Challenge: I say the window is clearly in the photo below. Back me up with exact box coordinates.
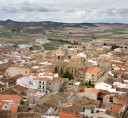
[91,110,94,113]
[110,97,113,102]
[82,107,85,112]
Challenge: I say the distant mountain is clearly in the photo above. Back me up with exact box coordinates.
[0,19,96,28]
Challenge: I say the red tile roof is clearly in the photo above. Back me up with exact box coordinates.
[85,88,100,94]
[9,103,18,113]
[33,77,47,81]
[43,73,54,77]
[123,81,128,84]
[107,103,123,114]
[0,94,21,102]
[0,100,18,113]
[87,67,101,73]
[0,100,6,110]
[60,112,82,118]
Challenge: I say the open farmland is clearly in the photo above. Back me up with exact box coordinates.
[0,20,128,49]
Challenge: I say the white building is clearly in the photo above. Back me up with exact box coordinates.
[17,72,60,94]
[95,82,112,90]
[33,77,47,93]
[36,38,50,44]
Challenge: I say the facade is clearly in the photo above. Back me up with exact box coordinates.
[33,77,47,93]
[47,78,66,93]
[86,67,104,83]
[84,88,100,100]
[80,108,114,118]
[50,61,87,82]
[6,67,30,78]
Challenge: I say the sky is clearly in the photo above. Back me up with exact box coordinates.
[0,0,128,23]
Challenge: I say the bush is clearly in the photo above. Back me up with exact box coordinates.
[62,71,73,81]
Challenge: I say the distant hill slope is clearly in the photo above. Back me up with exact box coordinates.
[0,19,96,28]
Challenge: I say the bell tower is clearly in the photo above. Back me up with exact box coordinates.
[56,47,64,61]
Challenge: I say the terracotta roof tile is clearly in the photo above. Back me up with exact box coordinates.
[43,73,54,77]
[9,103,18,113]
[85,88,100,94]
[87,67,101,73]
[123,81,128,84]
[107,103,123,114]
[0,100,6,110]
[33,77,47,81]
[60,112,82,118]
[0,94,21,102]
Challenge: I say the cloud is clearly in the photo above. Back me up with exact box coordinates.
[0,0,128,23]
[17,15,25,20]
[0,0,58,13]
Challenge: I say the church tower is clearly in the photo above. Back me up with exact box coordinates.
[56,47,64,61]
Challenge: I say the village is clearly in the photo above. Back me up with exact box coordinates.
[0,39,128,118]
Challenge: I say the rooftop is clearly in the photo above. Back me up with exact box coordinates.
[59,111,82,118]
[0,94,21,102]
[86,67,101,73]
[33,77,47,81]
[85,88,100,94]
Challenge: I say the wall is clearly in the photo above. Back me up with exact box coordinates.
[6,67,30,78]
[85,91,97,100]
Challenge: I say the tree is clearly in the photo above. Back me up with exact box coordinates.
[82,80,92,88]
[92,37,96,39]
[62,71,73,81]
[89,79,91,85]
[111,44,120,50]
[29,47,33,51]
[103,43,107,46]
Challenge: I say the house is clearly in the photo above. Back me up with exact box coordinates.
[33,77,47,93]
[106,103,124,117]
[60,111,82,118]
[0,59,9,65]
[33,92,73,114]
[16,72,65,94]
[103,94,115,105]
[17,112,41,118]
[84,88,100,100]
[6,67,30,78]
[0,84,38,104]
[0,74,23,87]
[36,38,50,44]
[80,106,114,118]
[47,78,66,93]
[0,94,22,113]
[86,67,104,83]
[95,82,112,91]
[41,73,57,80]
[103,93,127,106]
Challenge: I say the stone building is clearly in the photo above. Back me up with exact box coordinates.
[6,67,30,78]
[86,67,104,83]
[84,88,100,100]
[47,78,66,93]
[50,61,88,82]
[33,77,47,93]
